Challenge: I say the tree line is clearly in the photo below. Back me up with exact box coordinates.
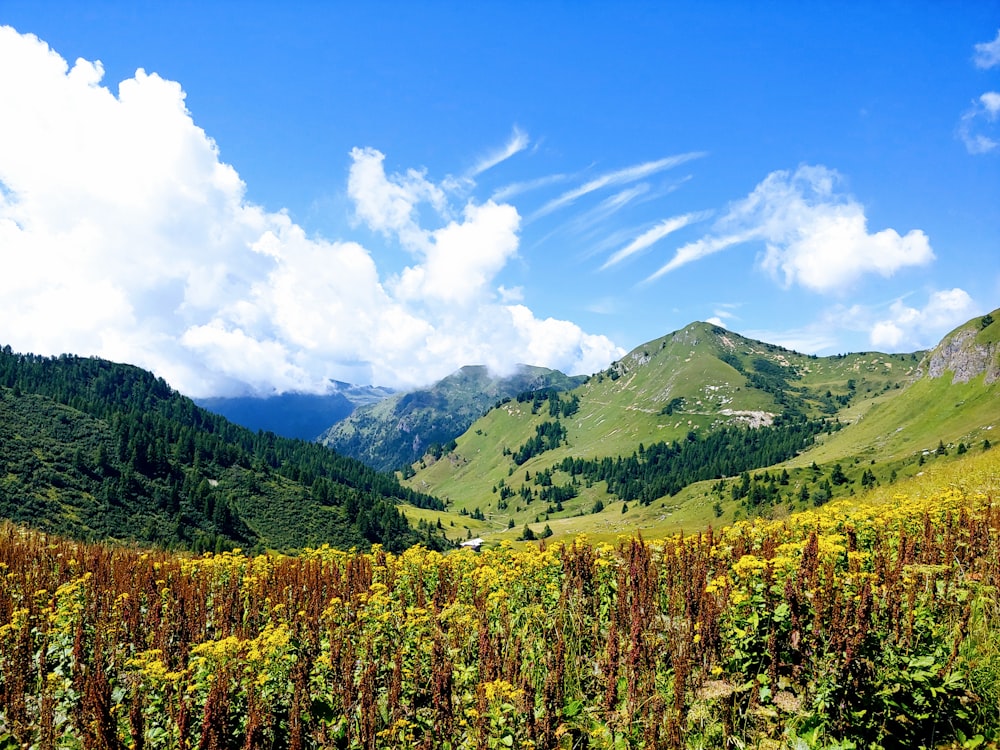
[0,347,444,553]
[558,415,832,505]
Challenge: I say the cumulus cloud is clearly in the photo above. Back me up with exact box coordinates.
[869,289,977,350]
[647,165,934,291]
[974,29,1000,69]
[392,200,521,306]
[0,27,622,396]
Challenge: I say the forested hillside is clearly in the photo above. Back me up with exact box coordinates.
[0,348,445,553]
[322,364,585,472]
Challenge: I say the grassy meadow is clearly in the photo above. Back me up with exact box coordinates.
[2,445,999,749]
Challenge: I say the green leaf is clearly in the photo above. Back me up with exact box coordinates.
[310,698,336,724]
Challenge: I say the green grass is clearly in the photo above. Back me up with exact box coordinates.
[403,312,1000,548]
[807,370,1000,464]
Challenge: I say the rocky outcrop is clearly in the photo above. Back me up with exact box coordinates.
[926,328,1000,384]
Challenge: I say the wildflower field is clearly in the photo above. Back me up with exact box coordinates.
[2,450,999,750]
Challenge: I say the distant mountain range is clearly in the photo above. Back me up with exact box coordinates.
[319,365,586,472]
[196,381,395,441]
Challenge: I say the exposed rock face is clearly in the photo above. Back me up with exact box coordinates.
[927,328,1000,384]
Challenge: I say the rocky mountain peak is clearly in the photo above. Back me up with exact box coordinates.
[926,312,999,384]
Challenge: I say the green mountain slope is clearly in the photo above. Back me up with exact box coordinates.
[0,348,444,553]
[402,319,976,543]
[804,308,1000,465]
[320,364,585,472]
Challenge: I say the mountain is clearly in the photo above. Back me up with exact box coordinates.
[320,364,587,472]
[804,308,1000,465]
[196,381,395,441]
[0,347,444,553]
[401,314,999,544]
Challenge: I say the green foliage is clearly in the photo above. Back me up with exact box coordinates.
[558,415,829,506]
[512,420,568,465]
[0,349,443,552]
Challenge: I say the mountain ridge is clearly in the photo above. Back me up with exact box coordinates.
[400,311,998,545]
[320,363,586,472]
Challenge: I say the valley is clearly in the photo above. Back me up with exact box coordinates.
[398,312,1000,546]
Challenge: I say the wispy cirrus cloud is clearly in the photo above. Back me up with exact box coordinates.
[601,211,710,270]
[958,31,1000,154]
[531,152,706,219]
[974,28,1000,69]
[567,176,693,242]
[958,91,1000,154]
[556,184,652,250]
[646,165,934,292]
[491,172,569,203]
[469,126,530,176]
[644,232,756,283]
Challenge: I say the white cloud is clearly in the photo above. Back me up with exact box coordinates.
[974,29,1000,69]
[601,211,709,269]
[392,200,521,306]
[0,26,622,396]
[742,323,839,354]
[491,173,569,203]
[346,147,447,251]
[469,126,529,176]
[497,285,523,303]
[532,152,706,218]
[570,184,652,237]
[741,292,976,359]
[648,166,934,291]
[982,92,1000,117]
[645,232,755,283]
[505,305,622,376]
[869,289,977,350]
[958,92,1000,154]
[705,317,727,328]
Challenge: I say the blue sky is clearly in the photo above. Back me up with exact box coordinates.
[1,2,998,397]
